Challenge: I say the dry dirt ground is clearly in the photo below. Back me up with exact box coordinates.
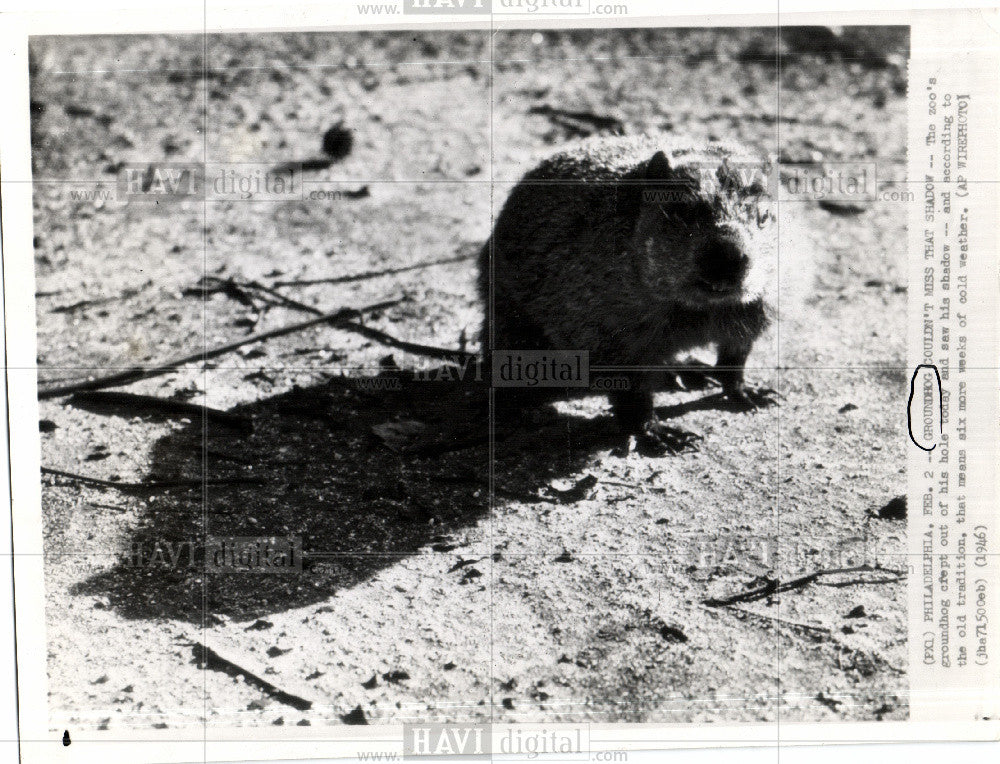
[27,27,909,731]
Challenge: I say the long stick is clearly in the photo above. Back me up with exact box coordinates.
[37,298,401,400]
[68,390,252,430]
[273,254,472,287]
[239,282,475,363]
[703,564,906,607]
[40,466,265,492]
[337,320,476,363]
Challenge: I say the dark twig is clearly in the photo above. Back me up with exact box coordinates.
[817,576,907,588]
[527,104,625,133]
[225,280,474,363]
[241,280,320,314]
[703,564,907,607]
[191,276,316,315]
[238,280,474,363]
[40,467,265,493]
[191,643,313,711]
[50,286,142,314]
[720,606,832,635]
[36,297,400,400]
[183,277,256,308]
[68,391,252,431]
[271,158,334,174]
[51,295,128,314]
[337,320,476,363]
[272,254,471,287]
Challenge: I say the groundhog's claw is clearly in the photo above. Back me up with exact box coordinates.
[721,386,781,411]
[634,421,702,456]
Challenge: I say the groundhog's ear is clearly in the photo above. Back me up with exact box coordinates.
[645,150,671,180]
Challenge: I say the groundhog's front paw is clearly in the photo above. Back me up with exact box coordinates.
[721,386,781,411]
[633,420,702,456]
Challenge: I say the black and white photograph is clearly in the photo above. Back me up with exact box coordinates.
[5,5,998,759]
[21,21,916,734]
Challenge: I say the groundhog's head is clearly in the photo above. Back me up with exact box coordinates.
[631,149,775,309]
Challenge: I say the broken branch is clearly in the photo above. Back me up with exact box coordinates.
[40,466,266,493]
[68,391,252,431]
[337,320,476,362]
[191,643,313,711]
[36,297,401,400]
[703,564,906,607]
[273,254,472,287]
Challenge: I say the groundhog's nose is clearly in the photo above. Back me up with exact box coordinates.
[698,238,749,291]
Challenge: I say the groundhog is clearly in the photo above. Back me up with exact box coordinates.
[479,134,779,455]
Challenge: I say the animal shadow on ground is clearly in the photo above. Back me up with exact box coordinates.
[72,363,730,625]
